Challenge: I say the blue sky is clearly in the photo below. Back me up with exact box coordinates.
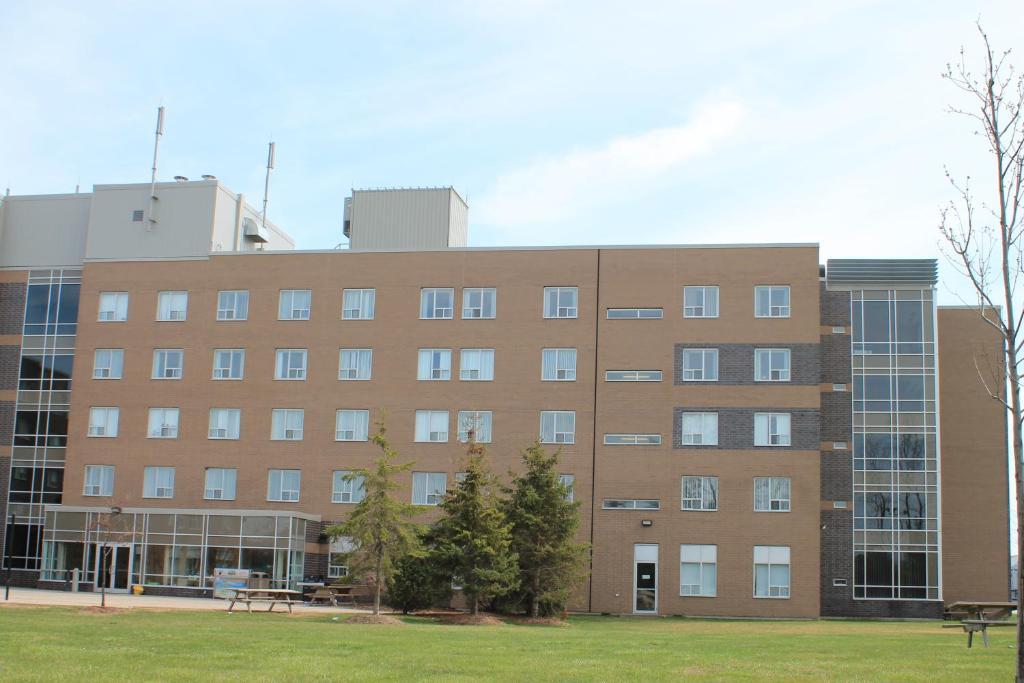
[2,0,1021,303]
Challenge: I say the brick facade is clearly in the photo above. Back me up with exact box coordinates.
[0,282,27,335]
[0,345,21,390]
[672,407,820,451]
[673,343,820,385]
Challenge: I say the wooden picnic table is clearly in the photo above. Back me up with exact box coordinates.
[945,601,1017,648]
[227,588,303,614]
[308,584,369,607]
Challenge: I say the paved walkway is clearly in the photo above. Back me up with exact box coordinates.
[0,587,372,614]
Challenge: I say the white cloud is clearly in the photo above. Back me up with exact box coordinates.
[474,99,746,228]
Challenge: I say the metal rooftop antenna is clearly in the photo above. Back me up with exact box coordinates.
[260,141,275,231]
[147,106,165,228]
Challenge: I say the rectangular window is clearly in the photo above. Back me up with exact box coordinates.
[328,555,349,579]
[335,410,370,441]
[83,465,114,497]
[457,411,493,443]
[420,288,455,319]
[415,410,449,442]
[681,349,718,381]
[204,468,237,500]
[754,413,791,446]
[143,466,175,499]
[605,370,663,382]
[754,477,792,512]
[602,499,660,510]
[459,349,495,381]
[342,288,375,320]
[339,349,372,380]
[543,287,578,318]
[680,413,719,446]
[541,348,577,381]
[462,287,496,319]
[412,472,447,505]
[98,292,129,322]
[754,349,792,382]
[88,407,119,437]
[156,291,188,321]
[683,286,719,318]
[606,308,663,319]
[681,476,718,511]
[92,349,124,379]
[755,286,791,318]
[217,290,249,321]
[274,349,308,380]
[680,545,717,597]
[271,409,304,440]
[540,411,575,444]
[559,474,575,502]
[147,407,180,439]
[212,349,245,380]
[268,469,301,502]
[603,434,662,445]
[417,349,452,380]
[208,408,241,440]
[152,349,184,379]
[754,546,791,598]
[332,471,366,503]
[278,289,311,320]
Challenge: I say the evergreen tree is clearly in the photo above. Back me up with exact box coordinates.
[503,443,588,617]
[432,438,518,615]
[325,421,421,615]
[387,528,452,614]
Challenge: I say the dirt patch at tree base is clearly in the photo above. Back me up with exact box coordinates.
[505,616,570,627]
[344,614,404,625]
[440,613,506,626]
[78,606,130,615]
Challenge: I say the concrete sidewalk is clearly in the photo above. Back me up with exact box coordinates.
[0,587,372,615]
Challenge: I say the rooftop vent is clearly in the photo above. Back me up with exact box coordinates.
[174,175,189,182]
[201,174,217,180]
[242,216,269,243]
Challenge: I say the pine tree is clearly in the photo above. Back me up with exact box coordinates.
[432,438,518,615]
[325,421,421,615]
[503,443,588,617]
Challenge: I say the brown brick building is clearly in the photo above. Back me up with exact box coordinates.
[0,182,1010,617]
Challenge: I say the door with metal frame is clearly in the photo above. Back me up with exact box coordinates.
[633,544,658,614]
[94,543,133,592]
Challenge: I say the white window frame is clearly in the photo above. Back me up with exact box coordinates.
[541,348,577,381]
[143,466,175,499]
[459,349,495,381]
[83,465,115,497]
[412,472,447,506]
[268,469,301,502]
[204,468,237,500]
[680,544,717,597]
[271,409,305,441]
[275,348,308,380]
[681,476,718,511]
[558,474,575,502]
[606,308,663,319]
[212,349,245,380]
[605,370,663,382]
[461,287,496,319]
[602,499,661,510]
[754,348,792,382]
[420,288,455,319]
[753,546,791,598]
[417,349,452,381]
[335,410,370,441]
[152,349,184,380]
[543,287,578,319]
[457,410,493,443]
[754,412,792,447]
[98,292,129,322]
[208,408,241,440]
[683,286,719,318]
[680,412,719,446]
[156,291,188,321]
[603,434,662,445]
[754,477,792,512]
[339,348,372,380]
[217,290,249,321]
[147,407,180,439]
[681,348,718,382]
[87,407,119,437]
[414,410,449,443]
[342,288,375,320]
[540,411,575,444]
[332,470,366,503]
[92,349,124,379]
[278,289,312,320]
[754,286,791,318]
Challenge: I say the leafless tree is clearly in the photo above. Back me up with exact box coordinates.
[87,508,130,608]
[938,22,1024,679]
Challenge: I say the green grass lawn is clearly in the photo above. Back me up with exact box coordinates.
[0,606,1014,682]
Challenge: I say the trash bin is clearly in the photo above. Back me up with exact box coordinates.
[132,584,144,596]
[249,572,270,590]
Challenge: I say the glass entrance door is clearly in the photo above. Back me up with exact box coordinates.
[634,544,658,613]
[94,544,132,592]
